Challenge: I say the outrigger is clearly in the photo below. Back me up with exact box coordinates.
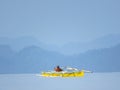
[40,66,92,77]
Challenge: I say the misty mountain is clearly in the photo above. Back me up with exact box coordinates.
[0,45,15,73]
[0,45,66,73]
[0,43,120,73]
[0,36,41,51]
[71,44,120,72]
[0,34,120,56]
[58,34,120,55]
[0,36,60,53]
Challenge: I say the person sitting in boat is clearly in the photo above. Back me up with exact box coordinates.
[54,66,63,72]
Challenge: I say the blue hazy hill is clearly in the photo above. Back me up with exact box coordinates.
[0,44,120,73]
[0,37,42,51]
[0,45,66,73]
[0,45,15,73]
[59,34,120,55]
[71,44,120,72]
[0,34,120,55]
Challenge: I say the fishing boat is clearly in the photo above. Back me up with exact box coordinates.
[41,67,92,77]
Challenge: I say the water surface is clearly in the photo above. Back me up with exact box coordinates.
[0,72,120,90]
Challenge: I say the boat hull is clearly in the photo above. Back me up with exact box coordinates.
[41,71,84,77]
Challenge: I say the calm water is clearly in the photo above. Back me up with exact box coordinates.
[0,72,120,90]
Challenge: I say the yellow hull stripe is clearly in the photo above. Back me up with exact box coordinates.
[41,71,84,77]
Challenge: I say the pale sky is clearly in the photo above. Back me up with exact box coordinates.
[0,0,120,46]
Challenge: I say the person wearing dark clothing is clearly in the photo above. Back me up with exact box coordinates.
[54,66,63,72]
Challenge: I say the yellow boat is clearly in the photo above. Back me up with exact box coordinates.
[40,67,92,77]
[41,70,84,77]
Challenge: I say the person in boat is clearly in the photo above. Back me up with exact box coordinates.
[54,66,63,72]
